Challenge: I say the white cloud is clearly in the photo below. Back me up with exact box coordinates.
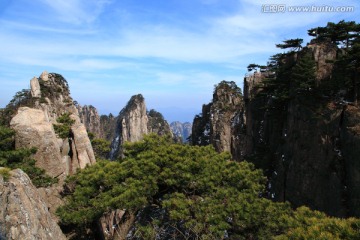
[37,0,112,24]
[1,0,359,120]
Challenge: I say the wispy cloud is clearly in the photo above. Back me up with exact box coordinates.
[1,0,359,121]
[37,0,112,24]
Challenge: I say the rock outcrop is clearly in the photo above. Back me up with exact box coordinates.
[77,104,118,141]
[0,168,66,240]
[191,42,360,217]
[9,72,96,179]
[10,107,65,178]
[30,77,41,98]
[109,94,172,159]
[147,109,171,136]
[109,94,148,159]
[7,71,96,218]
[191,81,245,159]
[77,105,102,137]
[170,121,192,142]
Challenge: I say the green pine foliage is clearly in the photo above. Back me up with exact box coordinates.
[291,51,316,92]
[0,89,35,126]
[276,38,303,51]
[275,206,360,239]
[0,125,57,187]
[56,134,360,239]
[0,167,11,181]
[88,132,111,159]
[53,113,75,139]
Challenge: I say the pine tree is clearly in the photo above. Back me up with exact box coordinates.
[0,125,57,187]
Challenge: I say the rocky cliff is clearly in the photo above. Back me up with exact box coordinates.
[77,104,102,137]
[109,94,172,159]
[191,81,246,160]
[9,71,96,179]
[240,42,360,217]
[76,104,118,142]
[170,121,192,142]
[191,41,360,217]
[0,168,66,240]
[3,71,96,224]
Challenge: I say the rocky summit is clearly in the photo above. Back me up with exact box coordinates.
[109,94,172,159]
[10,71,96,179]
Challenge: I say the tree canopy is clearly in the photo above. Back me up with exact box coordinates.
[275,38,303,51]
[56,134,360,239]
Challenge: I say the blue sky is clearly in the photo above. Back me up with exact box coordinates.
[0,0,359,122]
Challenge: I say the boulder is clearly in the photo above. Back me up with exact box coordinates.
[10,107,64,178]
[30,77,41,98]
[0,168,66,240]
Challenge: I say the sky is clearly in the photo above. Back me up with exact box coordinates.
[0,0,359,123]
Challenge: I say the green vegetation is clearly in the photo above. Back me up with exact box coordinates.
[0,89,34,126]
[250,20,360,105]
[56,134,360,239]
[88,132,110,159]
[0,125,57,187]
[53,113,75,139]
[275,207,360,239]
[275,38,303,51]
[291,50,316,92]
[0,167,11,181]
[39,73,70,100]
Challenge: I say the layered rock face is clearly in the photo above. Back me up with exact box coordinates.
[0,168,66,240]
[10,71,96,179]
[109,94,172,159]
[77,105,102,137]
[77,104,118,141]
[170,121,192,142]
[191,81,245,160]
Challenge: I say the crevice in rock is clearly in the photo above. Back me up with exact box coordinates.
[338,105,350,216]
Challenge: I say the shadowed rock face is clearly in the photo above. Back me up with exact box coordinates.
[191,42,360,217]
[191,81,245,160]
[0,168,66,240]
[239,43,360,217]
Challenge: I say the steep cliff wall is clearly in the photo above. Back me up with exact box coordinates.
[191,81,245,160]
[77,104,118,143]
[77,104,102,137]
[240,42,360,217]
[192,42,360,217]
[0,168,66,240]
[109,94,172,159]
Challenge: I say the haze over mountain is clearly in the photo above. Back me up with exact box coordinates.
[1,0,360,122]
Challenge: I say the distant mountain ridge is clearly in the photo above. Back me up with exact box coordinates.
[170,121,192,142]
